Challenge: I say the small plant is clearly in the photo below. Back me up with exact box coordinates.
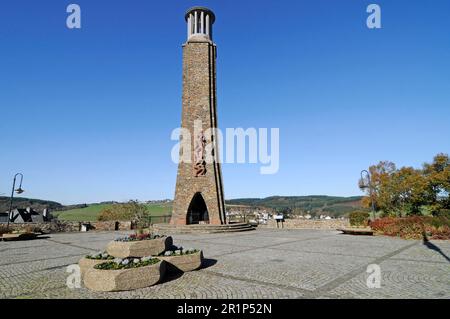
[114,233,163,242]
[160,247,199,256]
[23,225,42,234]
[86,251,114,260]
[0,225,11,236]
[349,211,370,227]
[434,209,450,219]
[94,256,160,270]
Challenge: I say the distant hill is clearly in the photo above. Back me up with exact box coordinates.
[0,196,64,213]
[226,195,365,217]
[0,195,364,219]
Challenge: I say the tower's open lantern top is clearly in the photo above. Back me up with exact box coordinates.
[185,6,215,42]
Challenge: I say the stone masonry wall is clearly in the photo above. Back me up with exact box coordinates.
[5,220,132,233]
[261,219,350,230]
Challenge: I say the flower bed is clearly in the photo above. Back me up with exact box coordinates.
[370,216,450,240]
[114,233,163,242]
[84,257,165,292]
[106,235,172,258]
[85,251,115,260]
[158,247,203,273]
[94,256,160,270]
[79,252,114,276]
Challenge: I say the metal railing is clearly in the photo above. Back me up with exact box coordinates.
[146,215,171,225]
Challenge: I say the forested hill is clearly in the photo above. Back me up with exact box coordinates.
[0,196,64,212]
[226,195,364,217]
[1,195,365,218]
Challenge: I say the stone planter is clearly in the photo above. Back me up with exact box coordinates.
[159,251,203,273]
[106,236,172,258]
[78,257,112,277]
[84,259,166,292]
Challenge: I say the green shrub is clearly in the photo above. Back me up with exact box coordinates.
[23,225,42,234]
[426,215,450,229]
[97,201,150,229]
[434,209,450,219]
[349,211,370,226]
[0,225,10,236]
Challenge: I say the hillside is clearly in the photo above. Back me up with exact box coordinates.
[1,195,364,220]
[54,203,173,222]
[0,196,64,213]
[226,195,364,217]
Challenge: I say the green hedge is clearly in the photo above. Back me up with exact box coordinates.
[435,209,450,219]
[349,211,370,226]
[370,216,450,240]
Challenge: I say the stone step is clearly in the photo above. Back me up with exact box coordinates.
[152,223,255,234]
[153,226,254,231]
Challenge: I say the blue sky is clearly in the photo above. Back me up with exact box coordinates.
[1,0,449,204]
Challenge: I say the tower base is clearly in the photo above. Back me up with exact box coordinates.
[152,223,255,235]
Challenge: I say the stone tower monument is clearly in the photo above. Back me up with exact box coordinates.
[171,7,226,225]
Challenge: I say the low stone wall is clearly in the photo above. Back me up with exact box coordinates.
[261,219,349,230]
[4,220,133,233]
[5,221,80,233]
[92,221,132,231]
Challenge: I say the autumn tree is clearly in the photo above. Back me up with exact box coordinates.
[360,161,396,213]
[423,153,450,212]
[360,153,450,217]
[389,167,430,216]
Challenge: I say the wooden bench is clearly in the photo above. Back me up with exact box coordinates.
[337,228,374,236]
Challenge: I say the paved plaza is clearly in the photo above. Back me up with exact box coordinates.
[0,229,449,299]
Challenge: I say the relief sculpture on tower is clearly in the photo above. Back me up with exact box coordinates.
[193,131,207,177]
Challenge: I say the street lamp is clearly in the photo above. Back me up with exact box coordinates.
[360,170,376,220]
[6,173,24,230]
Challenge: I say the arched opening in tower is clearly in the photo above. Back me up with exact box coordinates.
[186,192,209,225]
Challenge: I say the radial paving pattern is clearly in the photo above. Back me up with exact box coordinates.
[0,229,449,299]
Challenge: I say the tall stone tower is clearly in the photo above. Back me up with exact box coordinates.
[171,7,226,225]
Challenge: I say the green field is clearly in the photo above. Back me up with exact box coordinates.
[54,203,172,222]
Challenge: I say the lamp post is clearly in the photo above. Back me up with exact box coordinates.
[360,170,376,220]
[6,173,24,230]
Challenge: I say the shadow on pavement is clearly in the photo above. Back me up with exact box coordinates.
[422,233,450,263]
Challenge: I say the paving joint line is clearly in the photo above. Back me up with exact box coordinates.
[43,238,100,252]
[209,234,338,258]
[0,253,86,267]
[0,263,75,279]
[308,241,420,297]
[200,269,311,296]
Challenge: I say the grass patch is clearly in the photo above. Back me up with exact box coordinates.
[55,203,172,222]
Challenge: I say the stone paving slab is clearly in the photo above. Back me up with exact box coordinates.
[0,229,449,299]
[326,258,450,299]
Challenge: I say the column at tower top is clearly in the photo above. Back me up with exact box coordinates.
[185,6,215,42]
